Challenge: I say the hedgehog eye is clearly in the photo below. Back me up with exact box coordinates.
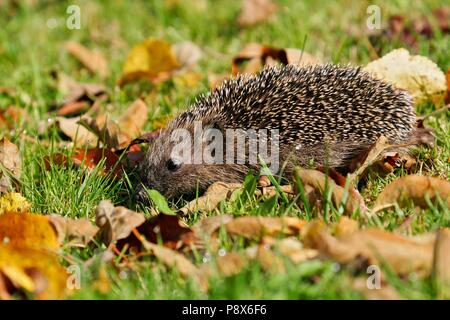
[166,158,182,172]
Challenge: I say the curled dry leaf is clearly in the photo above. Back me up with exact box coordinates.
[301,220,435,277]
[79,116,130,150]
[179,182,242,215]
[348,135,391,181]
[95,200,146,246]
[117,99,148,139]
[294,168,367,215]
[65,41,109,78]
[433,228,450,298]
[374,175,450,210]
[0,192,30,214]
[237,0,277,28]
[53,72,107,116]
[55,116,98,147]
[225,216,306,240]
[364,48,447,103]
[48,214,99,247]
[116,213,195,253]
[232,43,320,75]
[0,138,21,194]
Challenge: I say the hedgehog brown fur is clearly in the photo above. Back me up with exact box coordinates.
[135,64,416,201]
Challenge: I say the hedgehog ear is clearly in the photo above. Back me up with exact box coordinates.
[207,120,223,131]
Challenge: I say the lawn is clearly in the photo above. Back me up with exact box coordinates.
[0,0,449,299]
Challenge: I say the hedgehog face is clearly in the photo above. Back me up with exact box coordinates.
[135,123,252,202]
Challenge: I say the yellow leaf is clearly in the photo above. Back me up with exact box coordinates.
[0,244,67,299]
[0,212,59,250]
[0,192,30,214]
[119,38,179,86]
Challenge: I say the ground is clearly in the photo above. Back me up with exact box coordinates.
[0,0,449,299]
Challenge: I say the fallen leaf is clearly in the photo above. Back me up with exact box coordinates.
[364,48,447,103]
[95,200,146,246]
[0,106,28,130]
[374,175,450,210]
[0,138,21,194]
[117,99,148,139]
[66,41,109,78]
[55,116,98,147]
[273,237,318,264]
[172,41,203,73]
[294,168,367,216]
[52,72,107,116]
[301,220,435,276]
[433,228,450,299]
[192,214,234,238]
[0,212,59,250]
[0,244,67,299]
[348,135,391,181]
[225,216,306,240]
[141,240,207,290]
[116,213,195,252]
[78,115,130,150]
[0,192,30,214]
[118,38,179,86]
[72,148,124,177]
[48,215,99,247]
[237,0,277,27]
[179,182,242,215]
[232,43,320,75]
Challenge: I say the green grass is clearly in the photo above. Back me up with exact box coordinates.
[0,0,449,299]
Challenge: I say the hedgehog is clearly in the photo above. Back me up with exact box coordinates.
[135,64,416,202]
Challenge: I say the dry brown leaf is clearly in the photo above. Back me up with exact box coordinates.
[141,240,207,290]
[225,216,306,240]
[192,214,234,238]
[66,41,109,78]
[55,116,98,147]
[117,99,148,139]
[232,43,320,75]
[116,213,196,253]
[334,216,359,237]
[433,228,450,298]
[48,215,99,247]
[95,200,146,246]
[53,72,107,114]
[273,237,318,264]
[237,0,277,27]
[0,138,21,194]
[374,175,450,210]
[294,168,367,215]
[78,115,130,150]
[172,41,203,73]
[179,182,242,215]
[213,252,248,277]
[348,135,391,182]
[301,220,435,276]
